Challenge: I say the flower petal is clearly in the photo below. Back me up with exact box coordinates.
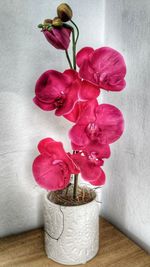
[69,100,99,147]
[71,153,106,186]
[91,47,126,91]
[79,80,100,100]
[35,70,69,102]
[78,46,126,92]
[37,138,54,154]
[37,138,80,174]
[69,124,90,147]
[63,69,79,82]
[79,60,96,85]
[101,76,126,91]
[37,138,68,160]
[55,79,79,116]
[63,101,87,123]
[66,153,80,174]
[71,142,84,151]
[84,142,111,159]
[77,99,98,124]
[88,168,106,186]
[32,155,70,190]
[76,47,94,67]
[33,97,55,111]
[91,47,126,77]
[95,104,124,144]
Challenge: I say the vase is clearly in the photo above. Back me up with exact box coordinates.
[43,190,100,265]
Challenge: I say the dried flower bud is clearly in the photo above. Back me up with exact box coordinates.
[57,3,73,22]
[44,19,53,25]
[52,17,63,27]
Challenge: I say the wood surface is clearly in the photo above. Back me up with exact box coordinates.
[0,218,150,267]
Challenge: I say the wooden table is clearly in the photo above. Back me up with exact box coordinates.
[0,218,150,267]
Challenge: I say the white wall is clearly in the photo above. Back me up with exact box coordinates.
[101,0,150,252]
[0,0,104,237]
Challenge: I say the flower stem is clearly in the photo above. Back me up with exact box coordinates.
[63,22,79,71]
[64,21,80,199]
[65,50,73,69]
[71,20,80,199]
[71,27,76,70]
[73,173,78,199]
[73,150,79,200]
[70,20,80,44]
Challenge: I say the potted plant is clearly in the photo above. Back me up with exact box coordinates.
[32,3,126,265]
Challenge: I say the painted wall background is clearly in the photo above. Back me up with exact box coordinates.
[0,0,104,237]
[101,0,150,252]
[0,0,150,253]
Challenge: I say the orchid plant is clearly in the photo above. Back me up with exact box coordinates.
[32,3,126,200]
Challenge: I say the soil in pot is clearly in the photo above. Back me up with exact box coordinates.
[49,184,96,206]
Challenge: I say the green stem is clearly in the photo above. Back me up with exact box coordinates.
[70,20,80,44]
[73,150,79,200]
[65,50,73,69]
[71,27,76,70]
[71,21,80,198]
[63,22,80,199]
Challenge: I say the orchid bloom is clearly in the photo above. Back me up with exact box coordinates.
[70,128,111,186]
[32,138,79,190]
[76,47,126,91]
[69,100,124,148]
[33,69,80,116]
[70,151,106,186]
[43,27,72,50]
[34,69,100,116]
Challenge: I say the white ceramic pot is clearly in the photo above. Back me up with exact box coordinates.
[44,191,100,265]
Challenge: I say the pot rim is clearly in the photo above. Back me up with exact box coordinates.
[44,190,97,209]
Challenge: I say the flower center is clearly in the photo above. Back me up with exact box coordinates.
[82,151,103,167]
[94,72,110,85]
[54,91,65,108]
[88,152,104,166]
[86,122,106,143]
[86,122,101,140]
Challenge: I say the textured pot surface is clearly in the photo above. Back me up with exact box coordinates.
[44,192,100,265]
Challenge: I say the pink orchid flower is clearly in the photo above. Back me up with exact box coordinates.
[70,127,111,186]
[76,46,126,91]
[33,69,80,116]
[43,27,72,50]
[69,100,124,148]
[70,151,106,186]
[32,138,79,191]
[34,69,100,116]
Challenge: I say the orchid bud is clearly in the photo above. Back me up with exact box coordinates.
[44,19,52,24]
[42,26,71,50]
[52,17,63,27]
[38,24,43,29]
[57,3,73,22]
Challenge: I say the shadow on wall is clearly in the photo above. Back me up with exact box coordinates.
[0,89,72,237]
[0,92,45,237]
[102,139,150,253]
[101,0,150,253]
